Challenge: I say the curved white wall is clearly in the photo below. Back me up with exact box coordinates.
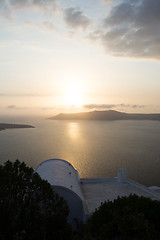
[36,159,86,227]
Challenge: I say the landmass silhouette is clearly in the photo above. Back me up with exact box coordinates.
[50,110,160,121]
[0,123,35,131]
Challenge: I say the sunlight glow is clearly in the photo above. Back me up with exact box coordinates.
[63,79,84,107]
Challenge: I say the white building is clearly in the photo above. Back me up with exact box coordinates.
[35,159,86,227]
[36,159,160,227]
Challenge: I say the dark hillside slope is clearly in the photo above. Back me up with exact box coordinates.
[50,110,160,121]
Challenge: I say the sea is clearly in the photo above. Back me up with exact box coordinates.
[0,115,160,187]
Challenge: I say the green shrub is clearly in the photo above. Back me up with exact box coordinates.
[82,194,160,240]
[0,160,72,240]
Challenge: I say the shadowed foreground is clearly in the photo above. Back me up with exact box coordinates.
[0,160,71,240]
[1,160,160,240]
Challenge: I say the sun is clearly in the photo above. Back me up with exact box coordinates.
[59,74,86,107]
[64,82,83,107]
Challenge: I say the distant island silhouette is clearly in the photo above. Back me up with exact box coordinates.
[49,110,160,121]
[0,123,35,131]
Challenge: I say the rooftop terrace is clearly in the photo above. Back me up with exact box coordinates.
[36,159,160,220]
[80,177,160,214]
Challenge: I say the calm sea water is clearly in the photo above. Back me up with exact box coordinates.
[0,116,160,187]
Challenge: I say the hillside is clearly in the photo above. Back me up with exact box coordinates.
[49,110,160,121]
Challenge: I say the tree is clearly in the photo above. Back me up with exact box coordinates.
[80,194,160,240]
[0,160,71,240]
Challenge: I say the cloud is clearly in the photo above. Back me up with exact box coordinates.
[8,0,56,8]
[83,104,115,109]
[5,104,31,111]
[119,104,144,109]
[42,20,55,31]
[87,30,101,41]
[63,7,92,30]
[102,0,116,4]
[83,104,144,110]
[7,105,16,109]
[6,105,29,110]
[41,106,55,111]
[0,0,57,18]
[0,93,55,97]
[5,105,57,113]
[1,0,159,60]
[99,0,160,59]
[0,0,12,18]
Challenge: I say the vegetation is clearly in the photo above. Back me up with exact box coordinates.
[1,160,160,240]
[0,160,71,240]
[79,194,160,240]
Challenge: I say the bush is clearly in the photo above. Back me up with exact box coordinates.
[0,160,72,240]
[81,194,160,240]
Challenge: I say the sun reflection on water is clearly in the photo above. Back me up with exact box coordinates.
[67,122,80,140]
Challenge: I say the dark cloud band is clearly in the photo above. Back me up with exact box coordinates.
[83,104,144,109]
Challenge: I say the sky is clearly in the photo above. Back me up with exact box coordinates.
[1,0,160,116]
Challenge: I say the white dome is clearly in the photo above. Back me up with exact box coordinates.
[35,159,86,227]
